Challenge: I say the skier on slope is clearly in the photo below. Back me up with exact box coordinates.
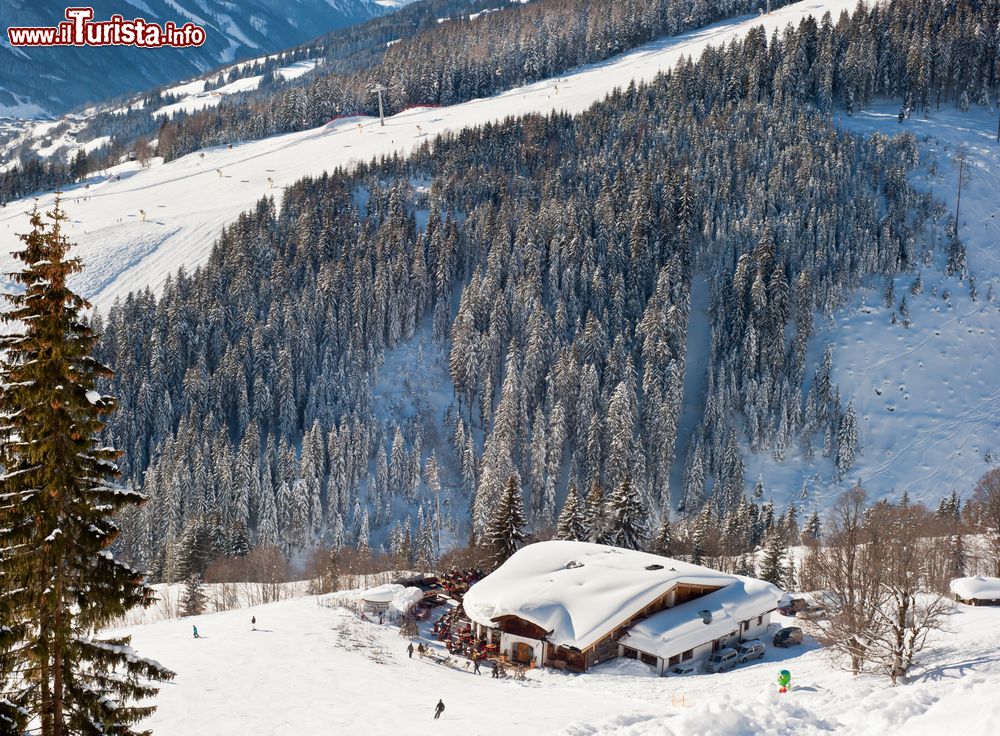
[252,616,256,630]
[192,625,200,639]
[433,700,445,719]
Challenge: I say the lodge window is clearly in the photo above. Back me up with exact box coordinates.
[757,615,763,626]
[681,649,693,662]
[668,654,680,666]
[623,647,638,660]
[640,652,657,667]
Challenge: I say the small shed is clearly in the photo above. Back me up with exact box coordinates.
[360,584,399,614]
[950,576,1000,606]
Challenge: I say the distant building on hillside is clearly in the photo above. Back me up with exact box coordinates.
[950,576,1000,606]
[461,540,782,674]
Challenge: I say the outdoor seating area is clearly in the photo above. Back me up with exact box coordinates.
[437,568,486,601]
[433,606,497,661]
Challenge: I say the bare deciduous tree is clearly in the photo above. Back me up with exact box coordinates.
[810,487,948,682]
[972,469,1000,576]
[811,486,886,674]
[864,502,950,685]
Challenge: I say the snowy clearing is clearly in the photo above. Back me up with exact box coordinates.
[743,104,1000,509]
[115,592,1000,735]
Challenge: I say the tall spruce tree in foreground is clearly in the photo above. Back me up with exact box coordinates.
[486,475,527,568]
[0,201,173,735]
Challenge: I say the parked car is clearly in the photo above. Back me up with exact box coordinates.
[704,647,739,673]
[796,605,826,621]
[669,662,698,676]
[735,639,766,663]
[773,627,803,648]
[778,598,807,616]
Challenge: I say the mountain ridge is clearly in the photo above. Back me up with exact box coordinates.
[0,0,402,116]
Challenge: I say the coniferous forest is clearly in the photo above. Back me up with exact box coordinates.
[83,0,999,581]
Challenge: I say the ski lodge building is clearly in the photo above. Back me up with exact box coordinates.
[462,540,782,674]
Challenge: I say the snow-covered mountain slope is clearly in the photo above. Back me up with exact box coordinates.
[0,0,393,116]
[0,0,861,314]
[115,592,1000,735]
[0,0,994,508]
[743,104,1000,509]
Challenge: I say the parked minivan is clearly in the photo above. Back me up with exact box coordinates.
[773,627,803,648]
[704,647,739,673]
[735,639,766,663]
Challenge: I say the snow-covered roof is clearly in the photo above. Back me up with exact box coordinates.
[360,583,423,611]
[950,576,1000,601]
[462,541,771,651]
[621,576,782,659]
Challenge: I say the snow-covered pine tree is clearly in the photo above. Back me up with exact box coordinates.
[604,474,648,551]
[485,475,527,568]
[649,515,672,557]
[555,484,587,541]
[835,402,859,479]
[0,201,174,734]
[583,480,605,543]
[358,510,372,555]
[759,528,787,587]
[181,572,208,617]
[690,510,707,567]
[802,510,822,543]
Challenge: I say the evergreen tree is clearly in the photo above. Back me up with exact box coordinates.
[604,474,648,551]
[759,528,787,587]
[583,480,606,543]
[802,510,822,543]
[555,485,587,541]
[649,515,673,557]
[835,402,859,479]
[0,201,174,734]
[485,475,527,568]
[181,572,208,617]
[690,507,710,566]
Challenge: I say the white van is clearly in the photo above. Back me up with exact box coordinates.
[704,647,739,673]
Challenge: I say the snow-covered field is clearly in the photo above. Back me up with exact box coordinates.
[744,104,1000,508]
[0,0,860,316]
[117,593,1000,735]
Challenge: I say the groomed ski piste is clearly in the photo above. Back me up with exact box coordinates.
[115,584,1000,735]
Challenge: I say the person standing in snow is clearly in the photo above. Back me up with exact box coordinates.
[433,700,445,719]
[192,625,200,639]
[407,643,414,658]
[473,657,481,675]
[251,616,256,630]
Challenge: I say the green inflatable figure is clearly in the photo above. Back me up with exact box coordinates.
[777,669,791,694]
